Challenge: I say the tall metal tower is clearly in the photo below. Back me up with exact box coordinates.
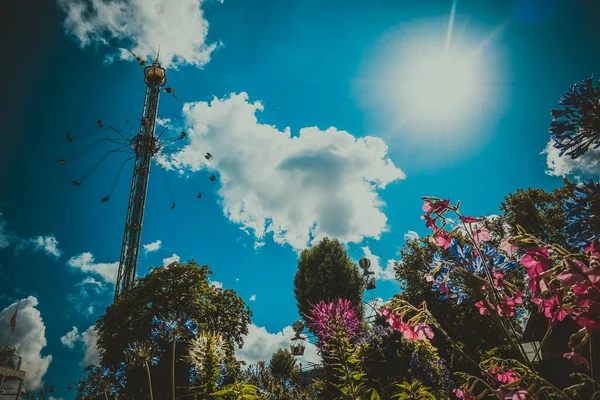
[114,59,166,301]
[59,51,218,302]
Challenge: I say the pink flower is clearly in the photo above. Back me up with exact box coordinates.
[459,216,481,223]
[422,200,433,213]
[453,389,476,400]
[430,230,452,249]
[431,199,450,214]
[472,226,491,244]
[489,368,519,383]
[402,327,419,340]
[556,271,581,288]
[542,294,567,325]
[414,323,434,339]
[520,247,550,278]
[422,214,437,229]
[424,273,435,282]
[563,351,590,368]
[475,300,490,315]
[585,242,600,259]
[512,390,534,400]
[499,238,519,257]
[576,304,600,332]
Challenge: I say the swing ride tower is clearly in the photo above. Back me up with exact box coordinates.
[114,59,166,301]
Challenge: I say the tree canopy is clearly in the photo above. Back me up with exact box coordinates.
[268,348,300,381]
[294,237,364,326]
[96,260,252,398]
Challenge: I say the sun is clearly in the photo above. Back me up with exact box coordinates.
[402,47,482,126]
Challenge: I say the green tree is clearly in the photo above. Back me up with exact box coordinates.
[96,260,252,399]
[294,237,364,326]
[268,348,300,381]
[496,178,576,249]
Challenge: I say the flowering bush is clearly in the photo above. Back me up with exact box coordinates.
[406,194,600,399]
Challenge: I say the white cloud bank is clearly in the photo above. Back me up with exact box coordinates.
[143,239,162,253]
[543,141,600,179]
[60,325,101,366]
[0,297,52,390]
[161,93,405,251]
[236,324,320,367]
[162,253,180,266]
[16,235,62,258]
[58,0,219,68]
[67,252,119,284]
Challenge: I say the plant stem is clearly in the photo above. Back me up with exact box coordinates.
[172,339,177,400]
[145,360,155,400]
[104,390,109,400]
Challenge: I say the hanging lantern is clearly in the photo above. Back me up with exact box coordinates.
[292,320,305,336]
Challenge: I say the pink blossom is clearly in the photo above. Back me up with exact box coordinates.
[584,242,600,259]
[542,294,567,325]
[459,216,481,223]
[424,273,435,282]
[307,298,361,344]
[576,304,600,332]
[499,238,519,256]
[402,327,419,340]
[556,271,581,288]
[431,199,450,214]
[511,390,534,400]
[453,389,476,400]
[489,368,519,383]
[422,214,437,229]
[520,247,550,278]
[563,351,590,368]
[414,323,434,339]
[472,226,491,244]
[475,300,490,315]
[422,200,433,213]
[430,230,452,249]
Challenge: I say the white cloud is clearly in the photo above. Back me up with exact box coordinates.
[0,297,52,390]
[49,397,65,400]
[543,141,600,179]
[60,325,101,367]
[15,235,62,259]
[58,0,219,68]
[162,253,180,266]
[76,277,106,296]
[235,278,240,282]
[236,324,320,367]
[249,294,256,301]
[209,280,223,289]
[60,326,80,348]
[161,93,405,251]
[67,252,118,284]
[360,246,396,281]
[403,230,419,241]
[143,239,162,253]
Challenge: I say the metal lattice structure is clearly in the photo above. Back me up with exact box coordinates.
[114,60,166,301]
[60,50,217,303]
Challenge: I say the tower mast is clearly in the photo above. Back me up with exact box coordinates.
[114,58,166,301]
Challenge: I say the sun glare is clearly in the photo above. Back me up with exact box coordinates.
[403,48,482,125]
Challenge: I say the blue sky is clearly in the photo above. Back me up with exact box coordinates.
[1,0,600,397]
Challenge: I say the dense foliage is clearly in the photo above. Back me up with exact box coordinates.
[95,260,252,398]
[294,237,365,327]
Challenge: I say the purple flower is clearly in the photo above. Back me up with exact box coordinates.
[306,298,361,345]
